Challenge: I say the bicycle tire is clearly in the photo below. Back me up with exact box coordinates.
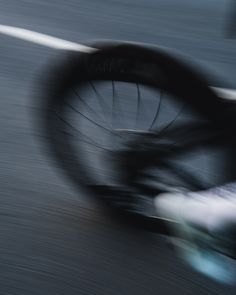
[41,41,236,230]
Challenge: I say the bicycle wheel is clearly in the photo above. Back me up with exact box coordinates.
[42,41,236,228]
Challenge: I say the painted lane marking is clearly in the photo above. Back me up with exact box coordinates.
[0,24,96,53]
[211,87,236,101]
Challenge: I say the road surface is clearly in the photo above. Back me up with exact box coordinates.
[1,1,236,294]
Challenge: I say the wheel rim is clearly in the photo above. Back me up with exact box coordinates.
[51,78,235,197]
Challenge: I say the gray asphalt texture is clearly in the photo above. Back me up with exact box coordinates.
[1,0,236,294]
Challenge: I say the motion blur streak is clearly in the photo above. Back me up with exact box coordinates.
[1,0,236,294]
[0,24,96,52]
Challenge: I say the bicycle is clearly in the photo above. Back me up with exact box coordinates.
[40,39,236,237]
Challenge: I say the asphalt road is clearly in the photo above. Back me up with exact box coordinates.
[1,0,236,294]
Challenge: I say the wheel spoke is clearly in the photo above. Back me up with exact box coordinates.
[55,111,110,151]
[67,100,127,146]
[90,81,111,122]
[148,89,163,130]
[73,89,106,124]
[157,103,186,137]
[135,83,141,128]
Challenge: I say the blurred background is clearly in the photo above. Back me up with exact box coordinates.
[1,0,236,294]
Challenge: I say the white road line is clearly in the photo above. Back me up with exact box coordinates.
[211,87,236,101]
[1,24,236,100]
[0,24,96,53]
